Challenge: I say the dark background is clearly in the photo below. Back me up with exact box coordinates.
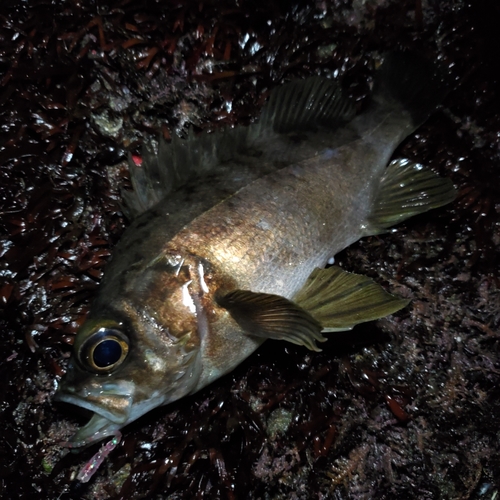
[1,0,499,498]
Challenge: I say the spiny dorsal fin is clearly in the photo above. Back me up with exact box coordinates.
[123,125,249,216]
[124,76,354,218]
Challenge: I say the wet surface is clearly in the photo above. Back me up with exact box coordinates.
[1,0,499,498]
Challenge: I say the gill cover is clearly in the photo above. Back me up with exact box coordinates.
[55,254,207,448]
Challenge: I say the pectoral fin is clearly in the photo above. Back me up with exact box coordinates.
[217,290,326,351]
[219,267,407,350]
[293,266,409,331]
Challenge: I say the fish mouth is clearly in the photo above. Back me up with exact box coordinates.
[54,385,134,448]
[66,412,122,448]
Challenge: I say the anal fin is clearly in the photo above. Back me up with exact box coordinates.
[368,158,456,233]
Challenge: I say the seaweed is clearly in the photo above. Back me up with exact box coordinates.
[1,0,499,498]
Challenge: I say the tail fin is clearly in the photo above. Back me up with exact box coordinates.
[362,53,456,234]
[373,51,447,128]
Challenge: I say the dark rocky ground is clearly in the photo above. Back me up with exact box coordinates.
[1,0,499,498]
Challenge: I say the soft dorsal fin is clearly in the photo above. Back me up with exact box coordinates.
[123,76,355,218]
[254,76,355,134]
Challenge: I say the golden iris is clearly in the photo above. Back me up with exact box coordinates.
[80,328,129,373]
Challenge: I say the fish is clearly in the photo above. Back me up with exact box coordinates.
[54,52,456,448]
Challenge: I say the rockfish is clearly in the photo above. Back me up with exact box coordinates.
[55,52,455,447]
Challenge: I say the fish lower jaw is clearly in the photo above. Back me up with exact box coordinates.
[62,412,123,449]
[55,391,172,448]
[54,393,127,448]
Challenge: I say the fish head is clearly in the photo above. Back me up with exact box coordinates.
[55,253,208,448]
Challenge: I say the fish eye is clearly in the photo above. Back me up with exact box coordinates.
[79,328,129,373]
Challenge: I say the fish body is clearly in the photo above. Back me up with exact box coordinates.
[55,52,455,447]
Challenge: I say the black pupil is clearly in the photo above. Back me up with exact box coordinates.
[93,339,122,368]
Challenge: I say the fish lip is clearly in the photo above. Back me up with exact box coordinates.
[64,411,122,449]
[54,391,130,448]
[53,391,128,425]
